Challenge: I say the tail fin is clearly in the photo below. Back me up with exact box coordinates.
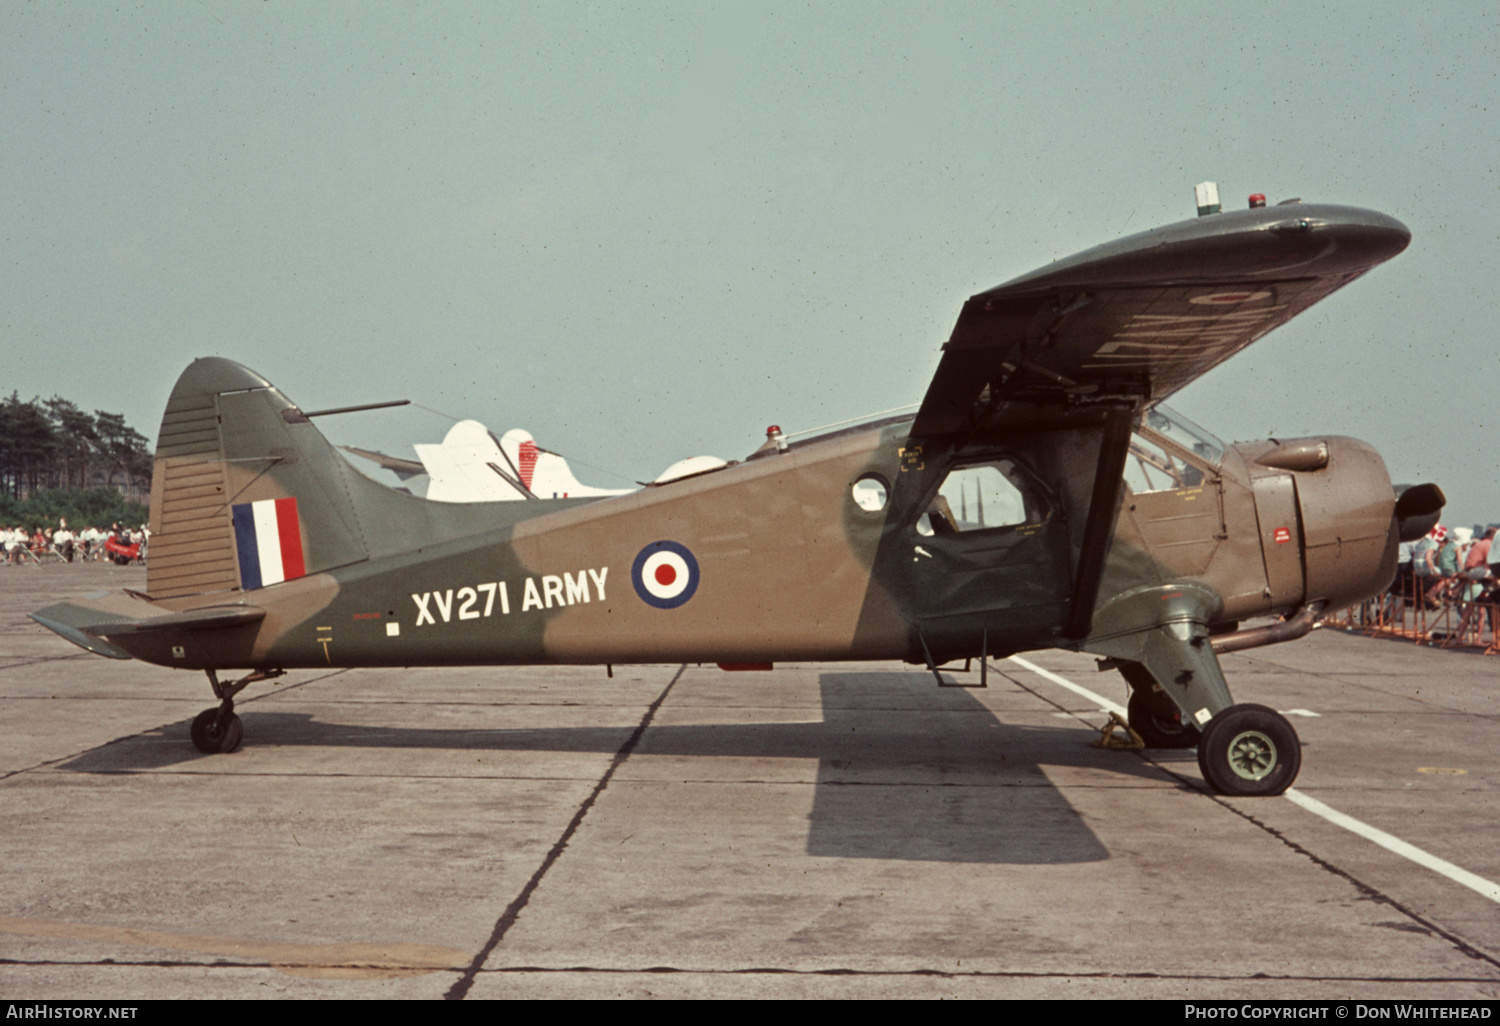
[147,359,585,600]
[147,359,368,599]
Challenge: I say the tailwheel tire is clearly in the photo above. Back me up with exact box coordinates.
[1196,703,1300,797]
[190,708,243,754]
[1126,686,1201,749]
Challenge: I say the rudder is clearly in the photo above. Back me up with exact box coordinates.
[147,358,369,599]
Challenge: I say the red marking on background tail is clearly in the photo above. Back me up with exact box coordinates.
[518,441,539,490]
[274,497,306,579]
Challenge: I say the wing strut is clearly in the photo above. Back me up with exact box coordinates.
[1063,407,1135,639]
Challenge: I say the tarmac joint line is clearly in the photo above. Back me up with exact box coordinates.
[443,664,686,1001]
[0,915,470,979]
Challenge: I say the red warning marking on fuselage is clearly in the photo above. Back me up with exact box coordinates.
[1274,527,1292,544]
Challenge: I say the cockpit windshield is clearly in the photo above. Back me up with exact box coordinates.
[1140,404,1225,467]
[1124,404,1226,495]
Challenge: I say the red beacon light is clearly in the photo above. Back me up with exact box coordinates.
[1249,194,1267,209]
[766,425,788,452]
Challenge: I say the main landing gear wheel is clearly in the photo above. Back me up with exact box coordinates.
[1120,663,1200,749]
[1196,703,1301,797]
[190,708,243,754]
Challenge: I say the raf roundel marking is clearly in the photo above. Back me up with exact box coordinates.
[632,541,700,609]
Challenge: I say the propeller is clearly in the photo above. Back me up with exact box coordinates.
[1393,483,1446,542]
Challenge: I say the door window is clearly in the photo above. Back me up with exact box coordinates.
[916,459,1048,537]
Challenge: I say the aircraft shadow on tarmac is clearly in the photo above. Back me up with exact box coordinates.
[58,672,1166,864]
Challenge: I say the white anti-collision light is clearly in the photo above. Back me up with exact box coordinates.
[1195,181,1221,216]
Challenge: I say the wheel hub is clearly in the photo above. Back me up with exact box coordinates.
[1226,729,1278,780]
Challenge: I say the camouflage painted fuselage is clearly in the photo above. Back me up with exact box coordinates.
[90,357,1397,677]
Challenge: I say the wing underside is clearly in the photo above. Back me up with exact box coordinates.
[914,204,1410,436]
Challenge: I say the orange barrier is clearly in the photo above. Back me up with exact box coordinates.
[1324,575,1500,654]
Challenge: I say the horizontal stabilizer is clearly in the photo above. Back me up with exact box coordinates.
[339,445,427,479]
[31,595,265,659]
[28,611,133,659]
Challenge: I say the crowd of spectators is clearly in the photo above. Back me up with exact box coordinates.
[2,520,148,565]
[1398,523,1500,612]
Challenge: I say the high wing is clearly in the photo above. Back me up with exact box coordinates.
[913,203,1411,436]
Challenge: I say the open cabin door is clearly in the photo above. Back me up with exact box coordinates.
[906,454,1072,660]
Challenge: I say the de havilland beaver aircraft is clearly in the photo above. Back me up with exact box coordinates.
[31,194,1444,798]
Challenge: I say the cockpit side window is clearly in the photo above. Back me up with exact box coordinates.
[916,459,1049,537]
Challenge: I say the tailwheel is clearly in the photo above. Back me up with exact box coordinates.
[1196,703,1301,797]
[190,707,243,754]
[191,668,282,754]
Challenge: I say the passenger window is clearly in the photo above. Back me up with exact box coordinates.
[915,460,1047,536]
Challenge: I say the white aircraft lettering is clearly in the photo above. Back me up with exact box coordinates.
[410,569,606,626]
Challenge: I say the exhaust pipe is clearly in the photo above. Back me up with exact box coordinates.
[1211,601,1327,656]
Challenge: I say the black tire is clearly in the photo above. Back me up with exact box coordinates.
[190,708,243,754]
[221,714,243,753]
[1196,703,1301,797]
[1126,687,1201,749]
[112,554,130,566]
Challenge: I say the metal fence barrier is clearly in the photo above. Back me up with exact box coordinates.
[1324,575,1500,655]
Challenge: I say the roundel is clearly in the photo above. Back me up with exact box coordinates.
[631,541,700,609]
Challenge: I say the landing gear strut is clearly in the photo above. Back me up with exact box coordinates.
[189,668,283,754]
[1086,585,1304,796]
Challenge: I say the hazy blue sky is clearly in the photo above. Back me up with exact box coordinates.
[3,2,1495,525]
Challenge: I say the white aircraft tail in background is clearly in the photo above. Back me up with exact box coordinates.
[347,420,632,503]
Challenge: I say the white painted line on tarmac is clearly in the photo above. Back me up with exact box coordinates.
[1282,789,1500,904]
[1005,654,1500,906]
[1007,655,1125,716]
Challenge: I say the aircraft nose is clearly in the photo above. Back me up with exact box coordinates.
[1292,436,1399,610]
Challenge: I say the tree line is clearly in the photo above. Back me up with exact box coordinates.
[0,392,153,527]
